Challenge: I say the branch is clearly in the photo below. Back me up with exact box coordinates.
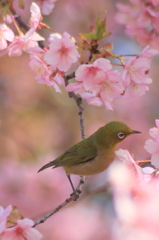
[33,176,86,227]
[33,73,87,226]
[64,74,86,140]
[9,6,87,226]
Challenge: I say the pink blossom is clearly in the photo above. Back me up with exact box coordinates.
[35,0,57,15]
[44,34,80,72]
[122,50,154,98]
[48,33,61,43]
[140,45,159,58]
[144,119,159,168]
[8,29,44,56]
[75,58,112,90]
[115,2,142,27]
[3,14,13,24]
[145,119,159,167]
[1,218,42,240]
[108,160,159,239]
[115,149,143,180]
[123,57,150,85]
[30,2,42,30]
[0,23,14,50]
[0,205,12,234]
[149,120,159,140]
[29,47,64,92]
[115,0,159,49]
[126,27,159,50]
[66,58,124,110]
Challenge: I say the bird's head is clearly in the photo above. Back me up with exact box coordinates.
[95,121,141,148]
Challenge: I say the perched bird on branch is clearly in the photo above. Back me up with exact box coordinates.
[38,121,140,195]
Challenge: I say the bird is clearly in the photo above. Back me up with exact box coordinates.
[38,121,141,196]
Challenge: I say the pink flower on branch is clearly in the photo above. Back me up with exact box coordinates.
[35,0,57,15]
[30,47,64,92]
[29,2,43,30]
[0,23,14,50]
[115,0,159,49]
[66,58,124,110]
[122,46,158,98]
[8,29,44,56]
[145,119,159,168]
[44,33,80,72]
[115,149,143,180]
[1,218,42,240]
[0,205,12,234]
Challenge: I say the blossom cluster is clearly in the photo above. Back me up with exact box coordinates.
[115,0,159,50]
[0,206,42,240]
[108,148,159,240]
[1,0,159,239]
[0,1,158,110]
[66,46,158,110]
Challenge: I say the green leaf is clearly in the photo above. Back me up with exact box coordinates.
[80,32,96,40]
[79,8,111,41]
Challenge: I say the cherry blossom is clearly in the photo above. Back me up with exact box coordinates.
[0,205,12,234]
[140,45,159,58]
[29,2,43,30]
[35,0,57,15]
[121,46,159,98]
[0,23,14,50]
[48,33,61,43]
[75,58,112,90]
[3,14,13,24]
[66,58,124,110]
[29,47,65,92]
[115,0,159,49]
[44,33,80,72]
[149,119,159,140]
[115,149,143,180]
[1,218,42,240]
[144,119,159,168]
[8,29,44,56]
[108,160,159,240]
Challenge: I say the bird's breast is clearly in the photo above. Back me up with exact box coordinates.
[64,149,116,176]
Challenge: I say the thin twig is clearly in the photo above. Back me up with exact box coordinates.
[33,176,86,227]
[33,77,86,227]
[9,6,87,226]
[33,198,73,227]
[136,159,151,165]
[64,74,86,140]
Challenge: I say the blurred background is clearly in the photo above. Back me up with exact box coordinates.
[0,0,159,239]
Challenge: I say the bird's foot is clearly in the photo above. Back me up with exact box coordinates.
[70,189,81,201]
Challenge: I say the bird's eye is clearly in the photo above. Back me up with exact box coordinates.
[117,132,125,139]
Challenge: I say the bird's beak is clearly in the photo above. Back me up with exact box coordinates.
[131,130,141,134]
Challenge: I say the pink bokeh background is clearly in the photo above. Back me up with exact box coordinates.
[1,0,159,239]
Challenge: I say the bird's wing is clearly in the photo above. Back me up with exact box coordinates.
[38,136,97,172]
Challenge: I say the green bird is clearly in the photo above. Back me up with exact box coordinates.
[38,121,140,194]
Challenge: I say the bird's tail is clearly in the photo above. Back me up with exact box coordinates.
[38,162,55,172]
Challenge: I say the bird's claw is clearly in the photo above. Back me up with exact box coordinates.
[70,190,81,201]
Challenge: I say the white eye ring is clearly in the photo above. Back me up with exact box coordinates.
[118,132,125,139]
